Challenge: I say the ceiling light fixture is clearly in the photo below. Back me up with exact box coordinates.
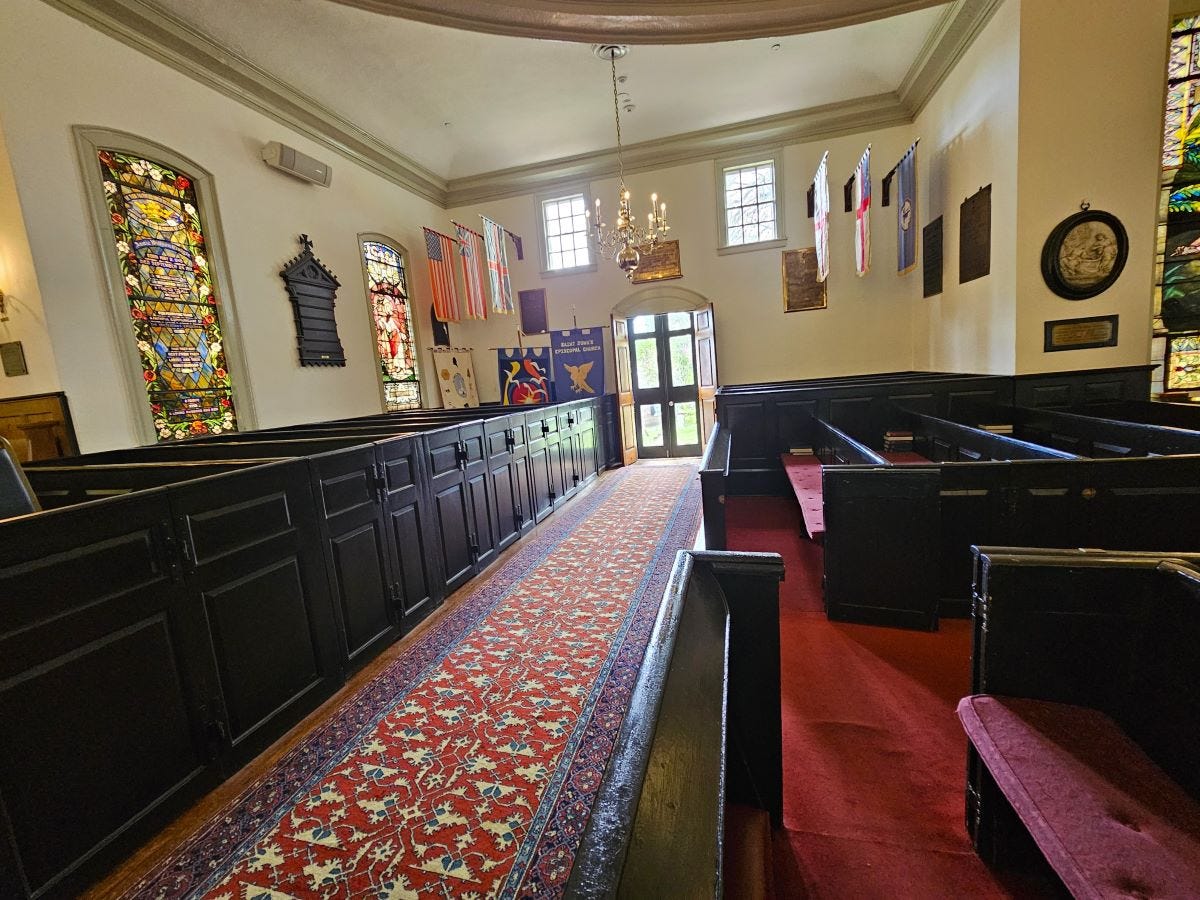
[587,44,669,279]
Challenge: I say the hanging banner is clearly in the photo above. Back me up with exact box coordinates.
[813,152,830,283]
[431,347,479,408]
[853,145,872,277]
[550,327,605,399]
[896,144,918,275]
[498,347,552,405]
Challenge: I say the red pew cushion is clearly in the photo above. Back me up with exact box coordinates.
[780,454,823,541]
[958,695,1200,899]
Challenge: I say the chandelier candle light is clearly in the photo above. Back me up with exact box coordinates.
[587,45,670,279]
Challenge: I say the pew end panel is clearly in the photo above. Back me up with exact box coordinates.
[699,423,731,551]
[823,466,942,630]
[567,550,784,898]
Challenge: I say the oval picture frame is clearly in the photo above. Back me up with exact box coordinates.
[1040,208,1128,300]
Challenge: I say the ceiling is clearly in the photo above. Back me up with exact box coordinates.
[150,0,952,181]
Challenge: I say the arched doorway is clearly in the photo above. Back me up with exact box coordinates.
[611,286,718,464]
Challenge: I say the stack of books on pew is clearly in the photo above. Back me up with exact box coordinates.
[789,445,814,456]
[978,423,1014,436]
[883,430,914,452]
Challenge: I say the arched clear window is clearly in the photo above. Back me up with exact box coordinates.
[361,237,421,410]
[94,147,239,439]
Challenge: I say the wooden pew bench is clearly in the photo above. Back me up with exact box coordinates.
[778,419,886,543]
[961,548,1200,895]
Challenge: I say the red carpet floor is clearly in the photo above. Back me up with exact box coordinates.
[726,497,1050,899]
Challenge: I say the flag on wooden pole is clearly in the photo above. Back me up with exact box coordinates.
[481,215,514,314]
[423,227,461,322]
[854,146,871,276]
[453,221,488,320]
[896,143,918,275]
[813,152,830,283]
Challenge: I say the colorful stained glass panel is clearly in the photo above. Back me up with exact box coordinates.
[1166,333,1200,390]
[363,240,421,411]
[98,150,236,440]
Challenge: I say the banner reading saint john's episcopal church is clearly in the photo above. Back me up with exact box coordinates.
[550,328,605,400]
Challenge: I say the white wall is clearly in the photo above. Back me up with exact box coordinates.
[0,0,448,451]
[0,112,61,398]
[450,125,919,403]
[1013,0,1169,374]
[911,0,1021,375]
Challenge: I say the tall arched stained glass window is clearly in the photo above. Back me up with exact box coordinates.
[362,239,421,410]
[1156,15,1200,394]
[97,149,237,439]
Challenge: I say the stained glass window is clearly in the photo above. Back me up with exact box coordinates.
[1155,17,1200,394]
[362,239,421,410]
[1166,332,1200,390]
[98,150,237,440]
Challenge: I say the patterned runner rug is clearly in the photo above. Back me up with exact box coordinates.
[129,462,699,899]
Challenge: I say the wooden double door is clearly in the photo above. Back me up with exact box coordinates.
[613,308,718,461]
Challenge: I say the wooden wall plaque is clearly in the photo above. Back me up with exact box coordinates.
[1044,314,1119,352]
[923,216,943,298]
[960,185,992,284]
[782,248,827,312]
[280,234,346,366]
[631,240,682,284]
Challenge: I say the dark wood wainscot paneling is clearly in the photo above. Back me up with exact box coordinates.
[376,436,441,627]
[525,407,557,521]
[485,417,530,553]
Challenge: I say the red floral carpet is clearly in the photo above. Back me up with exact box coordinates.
[129,463,698,899]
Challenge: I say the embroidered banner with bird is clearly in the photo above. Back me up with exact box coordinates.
[550,327,605,399]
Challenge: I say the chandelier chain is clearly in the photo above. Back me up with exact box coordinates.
[610,54,624,184]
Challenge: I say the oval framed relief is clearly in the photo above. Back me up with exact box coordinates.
[1040,208,1129,300]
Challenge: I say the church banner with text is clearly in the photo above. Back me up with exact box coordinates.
[550,328,605,399]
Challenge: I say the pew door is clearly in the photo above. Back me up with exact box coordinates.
[612,314,638,466]
[694,304,719,445]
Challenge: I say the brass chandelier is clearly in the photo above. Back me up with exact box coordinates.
[587,45,669,279]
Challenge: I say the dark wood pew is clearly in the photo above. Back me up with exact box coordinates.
[891,409,1082,463]
[0,396,606,900]
[568,550,784,897]
[718,373,1013,492]
[946,402,1200,457]
[0,460,343,900]
[781,419,887,542]
[963,547,1200,891]
[22,460,265,510]
[1066,398,1200,431]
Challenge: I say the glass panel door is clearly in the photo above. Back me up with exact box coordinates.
[627,312,702,458]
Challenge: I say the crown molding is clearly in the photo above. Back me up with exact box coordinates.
[897,0,1004,116]
[445,93,912,207]
[40,0,448,205]
[321,0,951,45]
[41,0,998,211]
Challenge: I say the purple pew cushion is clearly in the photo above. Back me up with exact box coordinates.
[958,695,1200,899]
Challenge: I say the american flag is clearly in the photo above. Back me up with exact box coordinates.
[453,222,488,320]
[423,227,461,322]
[481,215,514,314]
[854,145,871,277]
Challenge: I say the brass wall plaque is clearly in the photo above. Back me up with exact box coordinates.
[0,342,28,377]
[1043,314,1119,352]
[782,247,828,312]
[630,240,682,284]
